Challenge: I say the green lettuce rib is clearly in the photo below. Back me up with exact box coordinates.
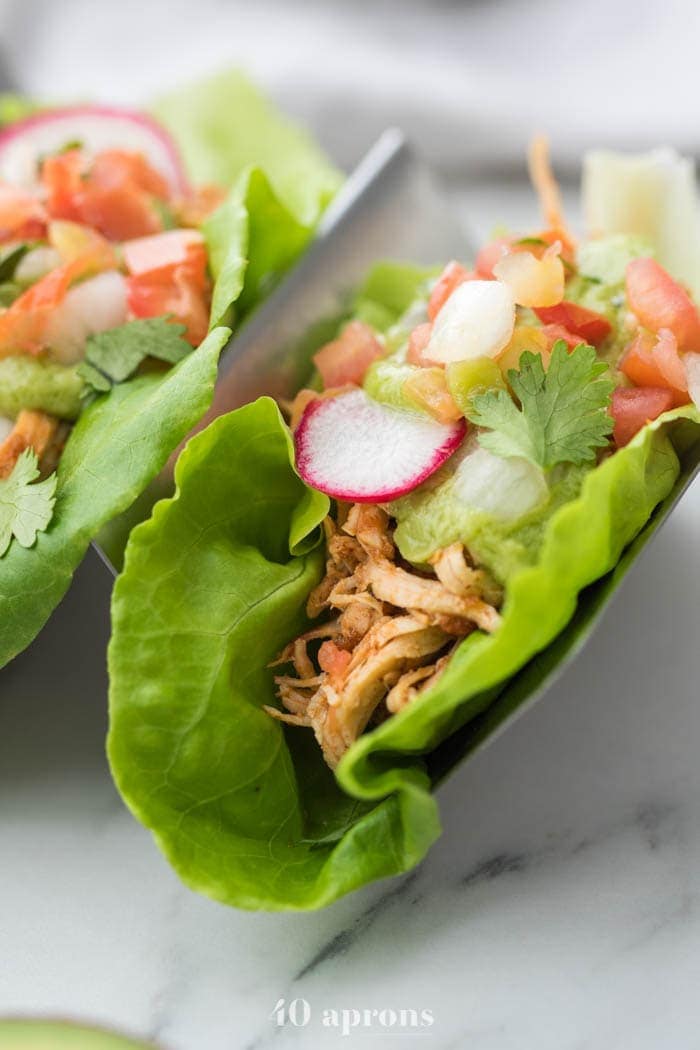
[107,388,699,910]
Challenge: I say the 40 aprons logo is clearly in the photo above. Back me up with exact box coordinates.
[271,997,434,1037]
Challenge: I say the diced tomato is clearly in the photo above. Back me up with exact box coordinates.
[539,323,582,351]
[0,257,89,354]
[533,301,612,346]
[122,229,206,280]
[611,387,675,447]
[127,263,209,346]
[93,150,170,200]
[427,262,474,321]
[42,148,166,241]
[318,640,351,684]
[406,322,434,366]
[125,226,210,346]
[312,321,384,388]
[475,238,511,279]
[74,183,162,242]
[0,184,47,243]
[619,328,689,407]
[625,258,700,352]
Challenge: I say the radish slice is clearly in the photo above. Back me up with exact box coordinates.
[295,388,466,503]
[0,106,188,195]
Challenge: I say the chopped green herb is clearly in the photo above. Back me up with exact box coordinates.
[0,450,57,556]
[467,341,615,469]
[77,316,192,396]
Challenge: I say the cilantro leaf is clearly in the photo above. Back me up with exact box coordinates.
[0,450,56,556]
[468,341,615,469]
[78,317,192,395]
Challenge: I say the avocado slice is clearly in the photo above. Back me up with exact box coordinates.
[0,1019,157,1049]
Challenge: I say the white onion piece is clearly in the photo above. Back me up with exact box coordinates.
[454,444,548,522]
[684,352,700,409]
[582,148,700,298]
[45,271,128,364]
[0,415,14,442]
[14,246,61,284]
[427,280,515,364]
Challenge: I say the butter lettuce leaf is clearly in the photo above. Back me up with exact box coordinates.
[204,167,311,330]
[155,70,342,335]
[107,382,698,908]
[152,69,342,227]
[108,398,438,911]
[0,327,229,668]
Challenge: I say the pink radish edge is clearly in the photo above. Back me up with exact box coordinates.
[0,105,190,195]
[294,389,467,504]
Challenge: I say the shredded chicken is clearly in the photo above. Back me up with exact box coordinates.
[268,502,503,768]
[0,409,62,479]
[429,542,503,607]
[357,556,501,634]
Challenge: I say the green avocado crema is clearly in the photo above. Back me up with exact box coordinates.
[0,356,84,420]
[569,233,653,366]
[390,455,589,583]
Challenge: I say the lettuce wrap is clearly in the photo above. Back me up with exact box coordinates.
[0,71,341,668]
[108,150,700,910]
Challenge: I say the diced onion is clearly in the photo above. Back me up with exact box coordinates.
[427,280,515,364]
[14,246,61,284]
[45,270,128,364]
[454,443,548,522]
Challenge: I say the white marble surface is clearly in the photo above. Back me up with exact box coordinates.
[1,473,698,1050]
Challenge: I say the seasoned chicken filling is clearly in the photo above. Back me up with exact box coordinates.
[266,505,502,768]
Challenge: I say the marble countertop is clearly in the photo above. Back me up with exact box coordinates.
[0,372,698,1050]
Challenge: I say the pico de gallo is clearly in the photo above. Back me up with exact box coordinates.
[0,105,225,484]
